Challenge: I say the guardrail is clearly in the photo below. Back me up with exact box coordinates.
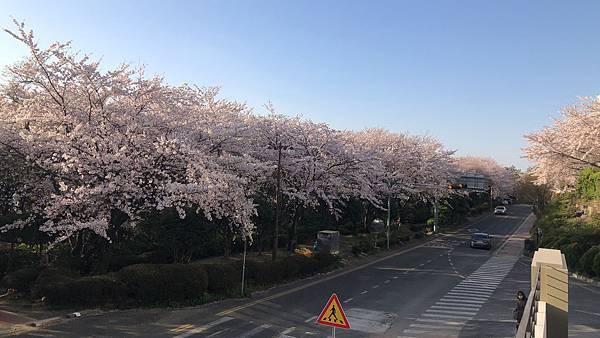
[516,266,544,338]
[516,248,568,338]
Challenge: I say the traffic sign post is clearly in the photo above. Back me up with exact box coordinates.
[316,293,350,337]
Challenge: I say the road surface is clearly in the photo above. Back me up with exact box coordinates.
[18,205,600,337]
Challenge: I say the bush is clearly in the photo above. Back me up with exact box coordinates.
[580,246,600,277]
[0,265,41,292]
[31,267,76,300]
[200,263,240,295]
[108,255,149,272]
[117,264,208,305]
[351,238,375,256]
[45,275,127,306]
[414,232,424,239]
[593,250,600,277]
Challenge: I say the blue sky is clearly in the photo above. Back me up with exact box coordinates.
[2,0,600,170]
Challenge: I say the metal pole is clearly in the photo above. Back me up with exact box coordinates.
[241,237,247,296]
[433,196,439,233]
[332,327,335,338]
[386,195,391,250]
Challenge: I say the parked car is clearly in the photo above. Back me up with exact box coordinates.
[494,206,507,215]
[470,232,491,250]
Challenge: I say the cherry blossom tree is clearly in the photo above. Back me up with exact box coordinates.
[0,21,256,246]
[454,156,515,197]
[524,96,600,189]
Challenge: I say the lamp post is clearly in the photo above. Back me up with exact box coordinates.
[241,235,247,297]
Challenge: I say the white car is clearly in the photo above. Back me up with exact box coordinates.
[494,206,507,215]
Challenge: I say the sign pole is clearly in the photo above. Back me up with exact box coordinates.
[332,327,335,338]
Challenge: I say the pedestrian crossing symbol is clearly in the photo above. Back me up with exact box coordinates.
[316,293,350,329]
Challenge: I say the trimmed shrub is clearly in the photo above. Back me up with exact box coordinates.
[0,265,41,292]
[246,260,285,286]
[580,246,600,277]
[593,250,600,277]
[31,267,76,300]
[43,275,126,306]
[200,263,240,295]
[117,264,208,305]
[108,255,148,272]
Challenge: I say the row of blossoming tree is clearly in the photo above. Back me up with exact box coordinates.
[525,96,600,191]
[0,22,515,264]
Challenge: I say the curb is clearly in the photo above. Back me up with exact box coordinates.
[570,273,600,288]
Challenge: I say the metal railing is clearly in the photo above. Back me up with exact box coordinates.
[516,266,542,338]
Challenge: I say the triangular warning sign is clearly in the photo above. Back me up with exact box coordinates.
[316,293,350,329]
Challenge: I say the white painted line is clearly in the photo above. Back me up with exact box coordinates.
[440,296,485,304]
[426,309,477,316]
[435,301,481,308]
[384,280,390,284]
[372,285,379,289]
[446,292,491,298]
[422,313,474,320]
[344,298,353,303]
[304,315,317,323]
[360,290,368,294]
[173,317,234,338]
[455,284,498,290]
[416,318,467,325]
[431,305,481,312]
[426,259,432,263]
[449,289,494,296]
[410,323,462,330]
[403,329,429,334]
[393,276,398,279]
[279,326,295,335]
[238,324,271,338]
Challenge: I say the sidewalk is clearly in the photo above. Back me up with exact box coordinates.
[495,213,536,257]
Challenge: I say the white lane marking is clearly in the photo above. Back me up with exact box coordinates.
[410,323,462,330]
[207,329,227,337]
[344,298,353,303]
[426,309,477,316]
[453,285,497,291]
[384,280,390,284]
[435,301,482,308]
[403,329,428,334]
[279,326,295,335]
[440,297,485,304]
[372,285,379,289]
[393,276,398,279]
[431,305,481,312]
[416,318,467,325]
[238,324,271,338]
[422,313,474,320]
[173,317,234,338]
[446,292,491,298]
[447,290,492,297]
[360,290,368,294]
[304,315,317,323]
[426,259,432,263]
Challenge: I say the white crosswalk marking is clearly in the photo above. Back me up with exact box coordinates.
[400,256,518,337]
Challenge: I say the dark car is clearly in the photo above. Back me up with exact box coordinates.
[470,232,491,250]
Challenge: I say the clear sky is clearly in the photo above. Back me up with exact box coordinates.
[2,0,600,170]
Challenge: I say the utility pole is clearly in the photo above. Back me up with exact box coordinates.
[386,195,391,250]
[433,195,439,233]
[241,235,247,296]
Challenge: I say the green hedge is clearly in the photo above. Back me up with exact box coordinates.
[199,263,240,295]
[117,264,208,305]
[0,266,41,292]
[579,246,600,277]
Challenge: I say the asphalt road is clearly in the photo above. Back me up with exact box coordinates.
[17,205,600,337]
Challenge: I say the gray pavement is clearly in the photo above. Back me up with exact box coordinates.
[14,205,600,337]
